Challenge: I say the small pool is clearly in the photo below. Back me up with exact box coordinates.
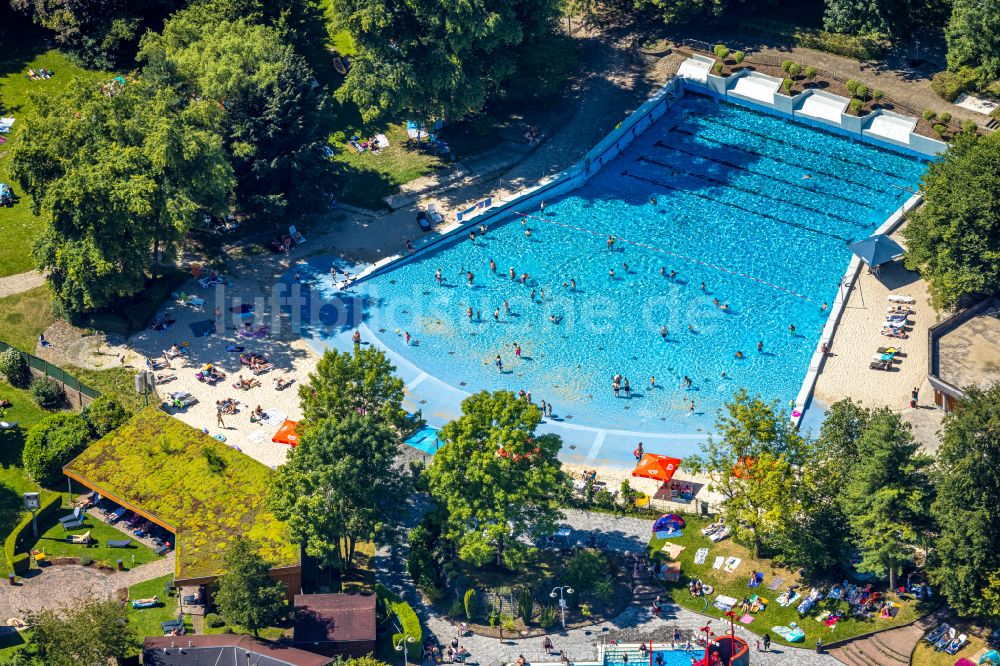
[404,425,443,455]
[606,650,702,666]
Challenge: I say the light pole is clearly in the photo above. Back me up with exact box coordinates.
[394,621,415,666]
[550,585,575,630]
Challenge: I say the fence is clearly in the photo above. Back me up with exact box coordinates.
[0,341,99,407]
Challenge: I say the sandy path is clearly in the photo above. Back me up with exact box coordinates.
[0,270,43,298]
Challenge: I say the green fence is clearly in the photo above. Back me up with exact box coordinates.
[0,341,99,401]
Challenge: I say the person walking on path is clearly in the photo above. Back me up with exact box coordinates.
[762,633,771,652]
[216,409,225,429]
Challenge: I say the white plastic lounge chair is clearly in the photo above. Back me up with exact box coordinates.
[67,531,91,544]
[887,294,915,304]
[427,203,444,224]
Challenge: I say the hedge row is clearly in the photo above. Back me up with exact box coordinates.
[4,494,61,576]
[376,583,423,651]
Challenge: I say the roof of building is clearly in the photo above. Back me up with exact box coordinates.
[294,593,377,644]
[63,408,299,580]
[143,635,332,666]
[929,297,1000,396]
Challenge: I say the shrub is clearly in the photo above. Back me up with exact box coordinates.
[206,613,226,628]
[580,603,592,617]
[795,29,886,60]
[594,488,614,508]
[79,555,93,566]
[711,61,723,76]
[463,588,477,621]
[448,598,464,618]
[29,377,64,408]
[804,66,818,81]
[376,584,423,648]
[781,59,794,73]
[787,63,802,78]
[202,446,227,474]
[732,50,745,64]
[940,112,952,124]
[488,610,498,626]
[594,577,615,604]
[83,395,131,438]
[0,348,30,388]
[713,44,729,60]
[538,605,557,629]
[855,85,868,101]
[846,79,860,96]
[848,98,863,115]
[518,587,533,625]
[923,109,937,121]
[781,78,793,95]
[872,89,884,103]
[500,614,516,632]
[930,68,978,102]
[23,414,91,486]
[962,119,978,133]
[933,124,948,137]
[565,550,608,593]
[619,480,642,506]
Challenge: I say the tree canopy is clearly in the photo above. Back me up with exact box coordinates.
[903,132,1000,308]
[298,347,407,429]
[840,409,933,588]
[21,598,134,666]
[330,0,559,122]
[22,413,92,487]
[214,536,287,636]
[427,391,566,568]
[271,412,410,571]
[10,79,233,314]
[930,384,1000,618]
[945,0,1000,79]
[138,2,336,219]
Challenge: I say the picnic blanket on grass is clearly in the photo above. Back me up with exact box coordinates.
[660,542,685,559]
[739,614,754,624]
[713,595,738,612]
[724,557,742,573]
[767,577,785,591]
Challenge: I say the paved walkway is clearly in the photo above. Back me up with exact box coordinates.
[375,507,839,666]
[0,557,173,619]
[0,270,43,299]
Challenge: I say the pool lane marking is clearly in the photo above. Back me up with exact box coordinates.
[584,430,608,463]
[406,372,430,391]
[513,209,819,304]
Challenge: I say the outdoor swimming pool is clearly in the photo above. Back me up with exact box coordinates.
[605,650,703,666]
[312,93,928,434]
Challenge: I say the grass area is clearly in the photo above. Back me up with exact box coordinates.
[63,366,142,412]
[127,575,193,645]
[0,39,109,278]
[648,514,932,647]
[30,506,160,570]
[64,408,298,579]
[202,621,290,641]
[912,633,987,665]
[0,286,55,352]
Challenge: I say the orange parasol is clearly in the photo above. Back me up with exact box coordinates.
[632,453,682,483]
[272,420,299,446]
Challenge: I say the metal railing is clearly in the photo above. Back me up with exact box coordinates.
[0,341,99,404]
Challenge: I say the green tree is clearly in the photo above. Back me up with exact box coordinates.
[946,0,1000,79]
[686,390,808,559]
[214,537,287,637]
[929,384,1000,617]
[270,412,410,571]
[22,413,91,487]
[426,391,566,568]
[840,409,932,588]
[903,132,1000,307]
[21,598,134,666]
[0,348,30,388]
[331,0,559,123]
[82,395,130,438]
[138,3,336,219]
[10,80,234,315]
[824,0,948,38]
[298,347,407,429]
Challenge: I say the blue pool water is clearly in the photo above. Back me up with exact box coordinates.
[607,650,702,666]
[321,94,928,434]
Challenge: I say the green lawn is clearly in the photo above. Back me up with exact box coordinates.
[0,286,55,351]
[203,621,290,641]
[63,366,143,412]
[0,39,109,278]
[127,575,193,645]
[648,514,933,647]
[30,506,160,570]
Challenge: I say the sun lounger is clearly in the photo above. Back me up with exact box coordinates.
[67,531,91,545]
[935,628,956,650]
[924,624,950,644]
[59,508,84,524]
[132,597,159,609]
[796,588,820,614]
[108,539,132,548]
[155,543,173,556]
[945,633,968,655]
[108,506,127,523]
[701,520,724,536]
[62,518,86,530]
[0,421,18,430]
[161,619,183,632]
[251,363,274,375]
[887,294,915,304]
[694,547,709,565]
[427,203,444,224]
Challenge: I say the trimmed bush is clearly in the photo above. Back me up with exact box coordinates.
[83,395,131,438]
[804,66,818,81]
[933,124,948,137]
[711,61,723,75]
[732,50,745,64]
[781,59,794,73]
[0,348,30,388]
[538,606,557,629]
[518,587,533,625]
[4,493,61,575]
[962,119,978,133]
[30,377,64,409]
[23,413,91,487]
[79,555,93,566]
[855,85,868,101]
[940,112,952,124]
[713,44,729,60]
[377,583,422,649]
[872,89,884,103]
[781,77,793,95]
[205,613,226,628]
[787,63,802,78]
[464,588,477,621]
[923,109,937,121]
[846,79,860,96]
[848,98,863,115]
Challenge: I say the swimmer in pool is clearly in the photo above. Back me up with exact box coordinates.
[700,282,707,291]
[660,325,668,339]
[735,351,744,359]
[757,341,763,352]
[821,302,828,311]
[650,196,657,205]
[623,262,629,272]
[467,307,473,320]
[670,270,677,279]
[489,259,496,272]
[609,268,615,279]
[435,269,442,284]
[469,231,476,242]
[509,267,516,279]
[789,324,796,334]
[467,271,474,285]
[570,278,576,290]
[660,267,666,276]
